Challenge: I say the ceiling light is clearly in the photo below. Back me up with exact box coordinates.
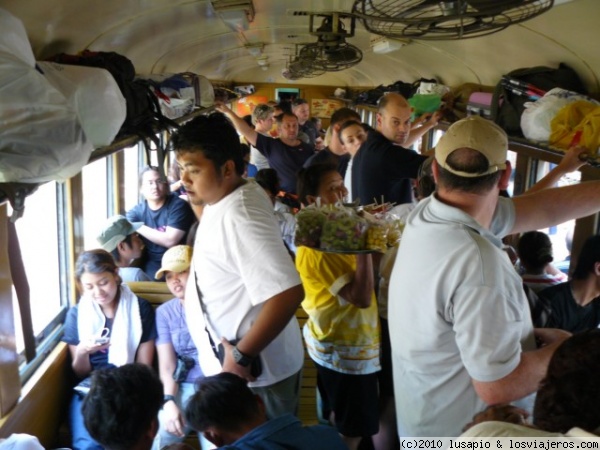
[245,43,264,57]
[370,35,410,54]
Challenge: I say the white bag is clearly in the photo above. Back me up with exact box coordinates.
[0,8,94,183]
[521,87,600,143]
[37,61,127,147]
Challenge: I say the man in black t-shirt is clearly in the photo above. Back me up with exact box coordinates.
[351,93,441,206]
[537,235,600,332]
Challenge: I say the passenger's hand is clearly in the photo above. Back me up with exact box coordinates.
[429,109,443,126]
[214,102,232,115]
[164,401,186,437]
[219,338,256,382]
[77,339,110,356]
[412,112,432,128]
[534,328,571,347]
[559,145,589,173]
[413,110,442,128]
[462,404,529,431]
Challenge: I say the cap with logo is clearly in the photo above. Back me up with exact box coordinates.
[97,215,143,252]
[435,115,508,178]
[155,245,193,279]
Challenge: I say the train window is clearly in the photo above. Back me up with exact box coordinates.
[536,161,581,268]
[82,158,109,249]
[124,144,143,211]
[8,181,67,370]
[506,151,518,196]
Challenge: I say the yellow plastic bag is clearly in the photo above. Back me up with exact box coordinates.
[550,100,600,153]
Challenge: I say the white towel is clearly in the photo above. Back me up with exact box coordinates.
[184,261,222,376]
[77,284,143,367]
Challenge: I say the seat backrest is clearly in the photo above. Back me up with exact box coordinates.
[126,281,172,308]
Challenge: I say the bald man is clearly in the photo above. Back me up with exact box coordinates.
[351,93,439,206]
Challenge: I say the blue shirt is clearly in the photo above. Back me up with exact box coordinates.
[156,298,203,382]
[62,296,157,371]
[222,414,346,450]
[255,134,315,194]
[126,193,195,279]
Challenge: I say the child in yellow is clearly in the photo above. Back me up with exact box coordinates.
[295,163,380,450]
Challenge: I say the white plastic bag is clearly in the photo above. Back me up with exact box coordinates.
[521,87,600,143]
[157,96,194,119]
[0,8,94,183]
[37,61,126,146]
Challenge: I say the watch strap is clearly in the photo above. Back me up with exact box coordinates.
[163,394,176,406]
[233,345,254,367]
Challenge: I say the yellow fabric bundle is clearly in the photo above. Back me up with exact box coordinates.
[550,100,600,153]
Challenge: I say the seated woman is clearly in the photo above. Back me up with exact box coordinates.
[152,245,208,450]
[294,163,381,450]
[62,249,156,450]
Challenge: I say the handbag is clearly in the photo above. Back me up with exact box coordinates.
[173,354,195,383]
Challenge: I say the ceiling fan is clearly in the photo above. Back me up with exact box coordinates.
[352,0,555,40]
[296,13,363,72]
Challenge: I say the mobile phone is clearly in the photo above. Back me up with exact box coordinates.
[95,337,110,345]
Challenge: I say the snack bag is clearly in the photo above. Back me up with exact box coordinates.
[320,205,368,251]
[364,212,389,252]
[294,205,327,248]
[386,216,405,247]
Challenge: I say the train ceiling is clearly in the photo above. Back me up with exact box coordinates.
[1,0,598,91]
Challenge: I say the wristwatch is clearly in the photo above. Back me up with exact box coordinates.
[232,346,254,367]
[163,394,176,406]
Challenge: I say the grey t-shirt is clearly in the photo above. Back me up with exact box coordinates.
[389,196,536,437]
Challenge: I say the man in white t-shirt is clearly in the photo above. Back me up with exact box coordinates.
[249,104,275,172]
[171,112,305,420]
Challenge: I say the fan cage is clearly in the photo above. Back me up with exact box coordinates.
[298,40,363,72]
[352,0,554,40]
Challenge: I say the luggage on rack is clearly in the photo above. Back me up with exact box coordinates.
[491,63,588,137]
[47,50,180,176]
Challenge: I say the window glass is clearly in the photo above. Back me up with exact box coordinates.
[9,182,62,354]
[124,145,141,212]
[82,158,108,250]
[536,161,581,269]
[506,150,517,197]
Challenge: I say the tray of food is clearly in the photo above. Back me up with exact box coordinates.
[294,202,404,253]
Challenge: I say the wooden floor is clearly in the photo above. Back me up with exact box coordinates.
[295,306,320,426]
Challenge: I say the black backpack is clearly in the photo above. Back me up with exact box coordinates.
[356,79,420,106]
[491,63,587,137]
[47,50,180,175]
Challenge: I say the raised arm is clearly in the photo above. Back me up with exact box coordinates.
[525,145,588,194]
[512,177,600,235]
[338,254,374,308]
[215,102,259,147]
[405,110,442,149]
